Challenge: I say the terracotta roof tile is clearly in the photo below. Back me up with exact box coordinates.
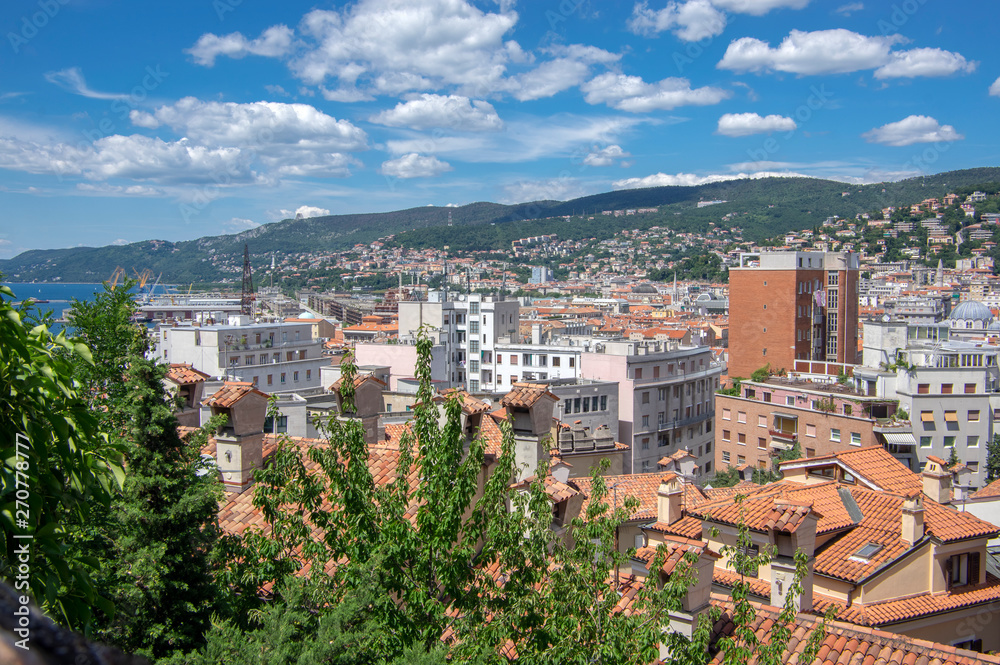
[500,382,559,409]
[202,381,269,408]
[692,481,855,535]
[781,446,922,497]
[573,472,678,522]
[971,478,1000,499]
[166,363,209,384]
[633,536,716,577]
[330,374,387,391]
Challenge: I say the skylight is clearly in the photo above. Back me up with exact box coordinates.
[851,542,883,561]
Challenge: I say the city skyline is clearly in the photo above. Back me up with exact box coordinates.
[1,0,998,258]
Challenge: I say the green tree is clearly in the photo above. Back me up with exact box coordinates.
[66,280,149,438]
[986,435,1000,483]
[97,357,223,659]
[0,282,125,630]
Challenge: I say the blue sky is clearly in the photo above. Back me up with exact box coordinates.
[1,0,998,258]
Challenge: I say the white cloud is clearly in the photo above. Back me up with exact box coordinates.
[370,94,503,131]
[289,0,518,94]
[862,115,963,147]
[582,72,729,112]
[504,44,620,101]
[834,2,863,16]
[186,25,294,66]
[716,112,796,136]
[612,170,812,189]
[379,153,452,178]
[224,217,261,232]
[43,67,128,100]
[111,238,130,246]
[710,0,810,14]
[718,29,904,75]
[129,98,367,178]
[499,177,592,204]
[873,48,976,79]
[583,144,629,167]
[280,205,331,219]
[628,0,727,42]
[991,77,1000,97]
[264,84,290,97]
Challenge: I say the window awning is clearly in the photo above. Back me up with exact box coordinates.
[882,432,917,446]
[920,411,934,422]
[771,412,799,420]
[944,411,958,422]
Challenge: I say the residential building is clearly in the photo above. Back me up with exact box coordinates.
[155,316,325,394]
[714,377,908,474]
[580,339,723,476]
[728,251,860,378]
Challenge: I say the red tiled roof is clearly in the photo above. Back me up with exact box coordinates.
[781,446,922,497]
[763,499,816,534]
[971,477,1000,499]
[692,481,857,535]
[330,374,387,391]
[202,381,269,408]
[633,536,717,577]
[166,363,209,384]
[573,472,677,522]
[500,382,559,409]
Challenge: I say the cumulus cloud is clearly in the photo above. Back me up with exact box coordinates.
[628,0,726,42]
[612,170,812,189]
[583,144,629,167]
[224,217,261,232]
[76,183,165,196]
[186,25,294,66]
[991,77,1000,97]
[370,94,503,131]
[44,67,128,100]
[379,153,452,178]
[280,205,331,219]
[582,72,729,112]
[873,48,976,79]
[129,98,367,178]
[716,112,796,136]
[264,84,290,97]
[861,115,963,147]
[505,44,620,101]
[718,29,904,75]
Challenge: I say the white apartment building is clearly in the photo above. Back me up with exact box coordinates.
[855,319,1000,489]
[155,316,326,394]
[580,340,724,475]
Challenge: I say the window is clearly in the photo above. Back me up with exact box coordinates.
[510,375,517,385]
[260,353,267,364]
[280,373,286,384]
[564,399,572,415]
[969,410,980,422]
[574,397,581,412]
[737,411,747,423]
[641,415,649,427]
[919,436,932,447]
[737,455,746,465]
[245,355,253,366]
[918,383,929,394]
[844,404,852,416]
[470,340,480,354]
[286,351,293,362]
[293,371,299,382]
[806,447,815,457]
[553,357,560,367]
[944,436,956,447]
[942,383,953,394]
[267,374,272,386]
[806,424,816,438]
[968,435,980,448]
[705,461,712,473]
[722,451,731,463]
[642,391,650,404]
[600,395,607,411]
[569,358,575,368]
[641,460,651,472]
[947,553,981,588]
[722,429,731,441]
[830,428,841,442]
[469,301,479,315]
[641,438,649,450]
[763,392,772,403]
[723,408,731,421]
[706,441,712,453]
[965,383,977,394]
[635,368,643,379]
[592,396,599,412]
[470,321,480,335]
[850,542,883,562]
[263,415,288,434]
[511,355,518,365]
[757,415,767,428]
[786,396,795,406]
[737,433,746,444]
[758,437,767,450]
[470,379,479,392]
[850,432,861,446]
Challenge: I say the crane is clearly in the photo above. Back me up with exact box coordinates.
[132,268,154,290]
[108,267,127,289]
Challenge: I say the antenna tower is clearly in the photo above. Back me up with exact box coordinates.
[241,244,255,316]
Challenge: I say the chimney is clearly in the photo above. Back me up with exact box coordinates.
[531,323,542,345]
[657,476,683,525]
[901,494,925,545]
[551,459,571,485]
[922,456,952,504]
[767,500,818,613]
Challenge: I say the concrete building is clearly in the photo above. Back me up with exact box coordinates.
[729,251,859,378]
[580,339,723,476]
[155,316,326,394]
[714,378,908,475]
[855,319,1000,489]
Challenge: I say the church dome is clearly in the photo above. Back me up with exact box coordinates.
[949,301,993,322]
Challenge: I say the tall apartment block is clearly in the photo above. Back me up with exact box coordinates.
[728,251,860,378]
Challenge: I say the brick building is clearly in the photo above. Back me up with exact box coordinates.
[728,251,859,378]
[714,377,905,473]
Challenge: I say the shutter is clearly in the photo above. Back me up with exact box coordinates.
[970,552,981,585]
[946,557,953,590]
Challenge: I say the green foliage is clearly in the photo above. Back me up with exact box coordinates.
[0,280,125,631]
[814,397,836,413]
[97,357,223,659]
[750,365,771,383]
[947,446,960,468]
[717,377,743,397]
[988,435,1000,484]
[710,466,742,488]
[66,279,150,439]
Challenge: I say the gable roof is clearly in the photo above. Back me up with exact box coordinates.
[166,363,209,384]
[500,382,559,409]
[779,446,922,497]
[202,381,269,408]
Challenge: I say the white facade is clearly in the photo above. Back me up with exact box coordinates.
[156,318,325,394]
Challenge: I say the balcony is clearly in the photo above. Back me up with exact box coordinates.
[769,429,797,443]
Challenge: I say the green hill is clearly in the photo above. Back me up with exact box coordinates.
[3,167,999,283]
